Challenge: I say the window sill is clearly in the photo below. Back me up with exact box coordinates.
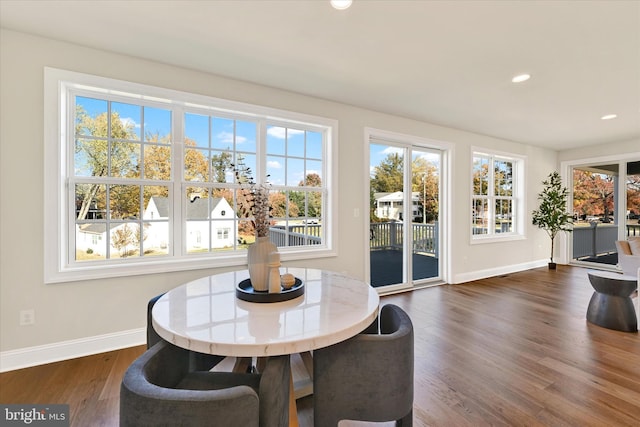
[470,234,526,245]
[45,248,337,284]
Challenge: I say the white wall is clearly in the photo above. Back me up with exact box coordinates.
[1,29,567,367]
[558,138,640,163]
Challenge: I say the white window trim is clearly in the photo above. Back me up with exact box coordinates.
[44,67,338,283]
[470,147,526,244]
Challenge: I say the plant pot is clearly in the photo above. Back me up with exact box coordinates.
[247,236,277,291]
[548,262,557,270]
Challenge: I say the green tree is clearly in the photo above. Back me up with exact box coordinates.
[290,173,323,218]
[211,151,233,183]
[370,153,403,193]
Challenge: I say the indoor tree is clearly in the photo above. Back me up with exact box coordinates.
[532,171,573,269]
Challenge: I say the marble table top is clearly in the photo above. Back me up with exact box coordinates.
[152,268,380,357]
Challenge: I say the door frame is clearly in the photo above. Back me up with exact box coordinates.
[364,127,453,292]
[560,152,640,266]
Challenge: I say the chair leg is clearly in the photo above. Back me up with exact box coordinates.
[397,409,413,427]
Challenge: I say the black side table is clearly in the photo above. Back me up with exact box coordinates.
[586,270,638,332]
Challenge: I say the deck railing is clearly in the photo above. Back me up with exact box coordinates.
[269,224,322,247]
[573,222,640,259]
[370,221,438,257]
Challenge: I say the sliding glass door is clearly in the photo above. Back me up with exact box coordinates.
[368,139,442,290]
[570,159,640,268]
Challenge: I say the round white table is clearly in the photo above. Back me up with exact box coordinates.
[152,267,380,357]
[151,268,380,427]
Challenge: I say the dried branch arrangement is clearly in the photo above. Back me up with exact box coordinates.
[232,161,272,237]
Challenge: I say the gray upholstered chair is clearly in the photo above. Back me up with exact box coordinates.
[313,304,414,427]
[147,293,225,371]
[120,340,290,427]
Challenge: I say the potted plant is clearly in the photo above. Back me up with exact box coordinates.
[532,171,573,269]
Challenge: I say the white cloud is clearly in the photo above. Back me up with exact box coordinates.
[216,131,248,144]
[121,117,140,129]
[267,160,282,169]
[417,152,440,163]
[382,146,403,155]
[267,127,304,139]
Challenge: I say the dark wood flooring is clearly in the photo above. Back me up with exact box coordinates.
[1,265,639,426]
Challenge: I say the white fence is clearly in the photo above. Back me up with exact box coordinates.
[370,221,438,257]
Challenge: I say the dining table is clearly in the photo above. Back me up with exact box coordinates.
[151,267,380,427]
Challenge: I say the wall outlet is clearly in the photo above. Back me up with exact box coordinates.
[19,309,35,326]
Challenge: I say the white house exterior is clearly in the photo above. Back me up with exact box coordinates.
[144,196,237,251]
[76,223,124,255]
[375,192,421,221]
[75,196,237,257]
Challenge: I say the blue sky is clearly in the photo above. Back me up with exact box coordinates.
[369,143,440,178]
[76,96,323,186]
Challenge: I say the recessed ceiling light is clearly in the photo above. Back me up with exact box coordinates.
[331,0,352,10]
[601,114,617,120]
[511,74,531,83]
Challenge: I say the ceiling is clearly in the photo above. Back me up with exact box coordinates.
[1,0,639,150]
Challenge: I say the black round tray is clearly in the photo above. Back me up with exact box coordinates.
[236,277,304,303]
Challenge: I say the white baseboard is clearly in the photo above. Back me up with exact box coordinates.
[0,328,145,372]
[452,259,548,284]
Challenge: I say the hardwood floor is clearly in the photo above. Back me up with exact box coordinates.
[1,265,639,426]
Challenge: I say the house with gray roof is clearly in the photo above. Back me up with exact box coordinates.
[144,195,237,252]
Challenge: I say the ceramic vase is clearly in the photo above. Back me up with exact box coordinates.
[247,236,277,292]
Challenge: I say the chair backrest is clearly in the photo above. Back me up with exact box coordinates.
[120,341,261,427]
[313,303,414,426]
[146,293,165,349]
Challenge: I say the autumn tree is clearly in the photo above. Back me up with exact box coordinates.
[573,170,614,221]
[75,107,137,220]
[412,156,439,222]
[112,224,136,257]
[627,174,640,216]
[184,137,210,182]
[269,192,300,218]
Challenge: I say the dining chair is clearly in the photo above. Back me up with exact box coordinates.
[120,340,290,427]
[313,303,414,426]
[147,293,225,371]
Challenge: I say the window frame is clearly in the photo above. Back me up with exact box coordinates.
[470,148,526,244]
[44,68,338,283]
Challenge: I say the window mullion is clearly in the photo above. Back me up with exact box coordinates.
[257,119,267,183]
[174,106,185,257]
[488,157,495,235]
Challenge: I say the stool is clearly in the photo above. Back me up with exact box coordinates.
[587,270,638,332]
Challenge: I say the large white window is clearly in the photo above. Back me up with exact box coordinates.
[44,68,337,283]
[471,149,525,242]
